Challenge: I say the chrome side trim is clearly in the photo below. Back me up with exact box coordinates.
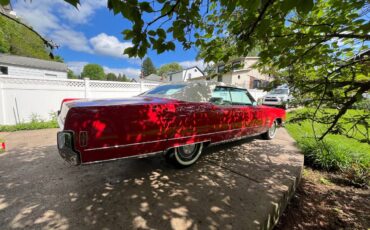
[85,139,167,152]
[84,127,245,152]
[81,151,164,165]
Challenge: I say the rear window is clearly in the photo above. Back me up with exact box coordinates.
[144,84,186,95]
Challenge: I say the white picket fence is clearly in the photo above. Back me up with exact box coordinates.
[0,76,159,125]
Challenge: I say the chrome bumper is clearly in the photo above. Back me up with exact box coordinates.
[57,131,81,165]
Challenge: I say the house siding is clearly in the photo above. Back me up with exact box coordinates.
[216,57,272,89]
[1,64,67,79]
[169,67,204,82]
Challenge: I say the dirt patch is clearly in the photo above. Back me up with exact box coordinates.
[276,168,370,230]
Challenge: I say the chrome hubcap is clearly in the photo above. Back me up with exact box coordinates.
[178,144,197,159]
[269,123,277,137]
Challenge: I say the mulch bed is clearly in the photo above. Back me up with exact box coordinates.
[275,168,370,230]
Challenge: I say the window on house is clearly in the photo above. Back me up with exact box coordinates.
[253,79,261,89]
[232,61,241,70]
[169,75,172,81]
[0,66,8,75]
[217,64,225,73]
[217,75,222,82]
[188,73,191,79]
[194,69,197,72]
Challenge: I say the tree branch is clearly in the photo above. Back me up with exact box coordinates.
[239,0,275,41]
[318,83,370,140]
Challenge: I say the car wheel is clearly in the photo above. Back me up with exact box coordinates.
[166,143,203,167]
[261,120,277,140]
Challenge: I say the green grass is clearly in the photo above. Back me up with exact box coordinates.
[285,108,370,186]
[0,113,59,132]
[0,119,58,132]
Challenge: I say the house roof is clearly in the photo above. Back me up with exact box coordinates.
[169,66,204,76]
[0,54,68,72]
[143,73,167,82]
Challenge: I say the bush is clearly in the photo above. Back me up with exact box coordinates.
[299,139,351,171]
[286,109,370,186]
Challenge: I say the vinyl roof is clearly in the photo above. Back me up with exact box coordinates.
[0,54,68,72]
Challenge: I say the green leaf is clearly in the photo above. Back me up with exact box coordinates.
[124,47,137,57]
[122,29,134,39]
[296,0,314,14]
[148,30,156,36]
[139,2,154,12]
[281,0,297,13]
[167,41,175,51]
[64,0,80,8]
[0,0,10,6]
[156,28,166,38]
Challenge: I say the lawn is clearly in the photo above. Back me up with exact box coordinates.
[285,108,370,186]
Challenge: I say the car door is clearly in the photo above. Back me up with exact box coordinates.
[208,86,242,142]
[228,88,255,136]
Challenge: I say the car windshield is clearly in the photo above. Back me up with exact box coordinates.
[270,89,288,94]
[144,84,186,95]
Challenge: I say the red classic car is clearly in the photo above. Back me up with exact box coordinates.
[57,82,286,167]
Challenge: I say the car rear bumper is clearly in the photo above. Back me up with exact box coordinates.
[57,131,81,165]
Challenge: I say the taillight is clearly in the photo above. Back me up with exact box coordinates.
[61,98,79,105]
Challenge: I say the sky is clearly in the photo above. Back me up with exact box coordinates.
[11,0,204,79]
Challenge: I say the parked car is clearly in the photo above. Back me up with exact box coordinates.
[57,82,286,167]
[262,87,291,109]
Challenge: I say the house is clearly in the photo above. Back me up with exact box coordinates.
[168,66,204,82]
[142,73,168,83]
[213,57,273,89]
[0,54,68,79]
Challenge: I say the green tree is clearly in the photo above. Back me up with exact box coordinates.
[67,70,78,79]
[141,57,156,77]
[118,74,130,82]
[106,72,118,81]
[157,62,182,77]
[81,64,105,80]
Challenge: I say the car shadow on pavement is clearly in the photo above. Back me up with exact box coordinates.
[0,135,302,230]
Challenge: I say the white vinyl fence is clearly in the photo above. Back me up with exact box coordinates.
[0,76,159,125]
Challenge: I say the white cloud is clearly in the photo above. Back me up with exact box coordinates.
[67,62,140,78]
[13,0,61,34]
[50,29,92,53]
[12,0,103,55]
[58,0,106,24]
[179,60,206,70]
[90,33,133,58]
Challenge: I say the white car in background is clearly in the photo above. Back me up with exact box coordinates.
[263,87,291,109]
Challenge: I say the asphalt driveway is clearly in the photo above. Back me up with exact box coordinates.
[0,128,303,230]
